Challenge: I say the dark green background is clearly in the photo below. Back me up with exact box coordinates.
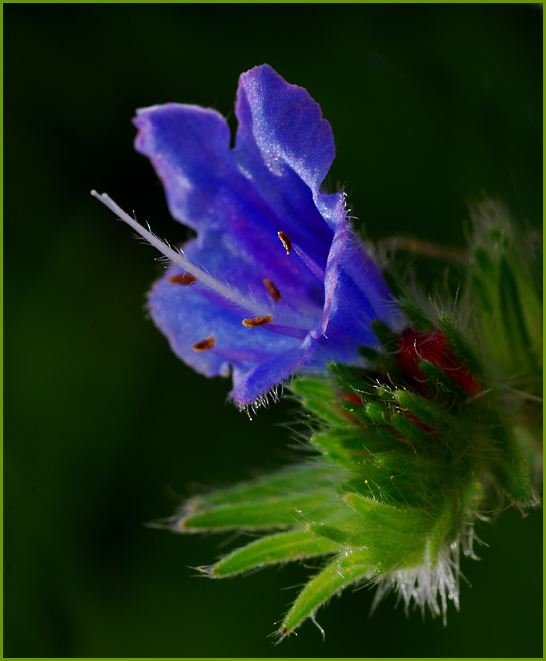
[5,4,542,658]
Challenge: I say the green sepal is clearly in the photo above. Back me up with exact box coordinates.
[388,412,438,448]
[291,378,350,427]
[358,345,385,365]
[339,403,400,444]
[424,498,459,568]
[375,385,397,402]
[417,358,470,401]
[394,389,449,434]
[329,362,379,398]
[371,319,399,354]
[208,530,339,577]
[399,300,436,331]
[312,423,397,460]
[500,462,540,508]
[438,315,485,380]
[461,472,485,518]
[309,430,362,471]
[364,401,391,425]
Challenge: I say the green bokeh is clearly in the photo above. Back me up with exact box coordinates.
[4,4,542,657]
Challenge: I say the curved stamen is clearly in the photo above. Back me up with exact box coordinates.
[277,231,325,281]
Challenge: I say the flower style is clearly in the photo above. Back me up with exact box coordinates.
[131,64,397,406]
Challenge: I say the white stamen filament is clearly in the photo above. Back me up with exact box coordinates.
[91,191,272,317]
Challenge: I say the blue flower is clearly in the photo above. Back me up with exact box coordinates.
[131,64,397,405]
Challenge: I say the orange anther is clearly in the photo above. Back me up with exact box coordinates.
[263,278,281,302]
[169,273,197,285]
[242,314,273,328]
[278,231,291,255]
[191,336,217,352]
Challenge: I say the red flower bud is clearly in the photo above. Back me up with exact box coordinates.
[398,328,480,396]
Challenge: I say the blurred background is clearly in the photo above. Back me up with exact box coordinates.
[4,4,542,658]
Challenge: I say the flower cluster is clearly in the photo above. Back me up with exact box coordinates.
[93,65,541,639]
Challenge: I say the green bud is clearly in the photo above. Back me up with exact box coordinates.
[467,201,542,398]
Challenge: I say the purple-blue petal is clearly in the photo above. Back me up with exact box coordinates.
[236,65,335,193]
[231,335,318,405]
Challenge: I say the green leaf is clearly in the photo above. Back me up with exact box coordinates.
[342,452,451,510]
[209,530,339,577]
[278,553,373,638]
[306,522,351,545]
[343,492,431,536]
[185,462,341,511]
[178,492,335,532]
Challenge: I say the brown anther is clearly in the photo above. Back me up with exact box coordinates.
[169,273,197,285]
[263,278,281,302]
[278,231,291,255]
[242,314,272,328]
[191,336,217,352]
